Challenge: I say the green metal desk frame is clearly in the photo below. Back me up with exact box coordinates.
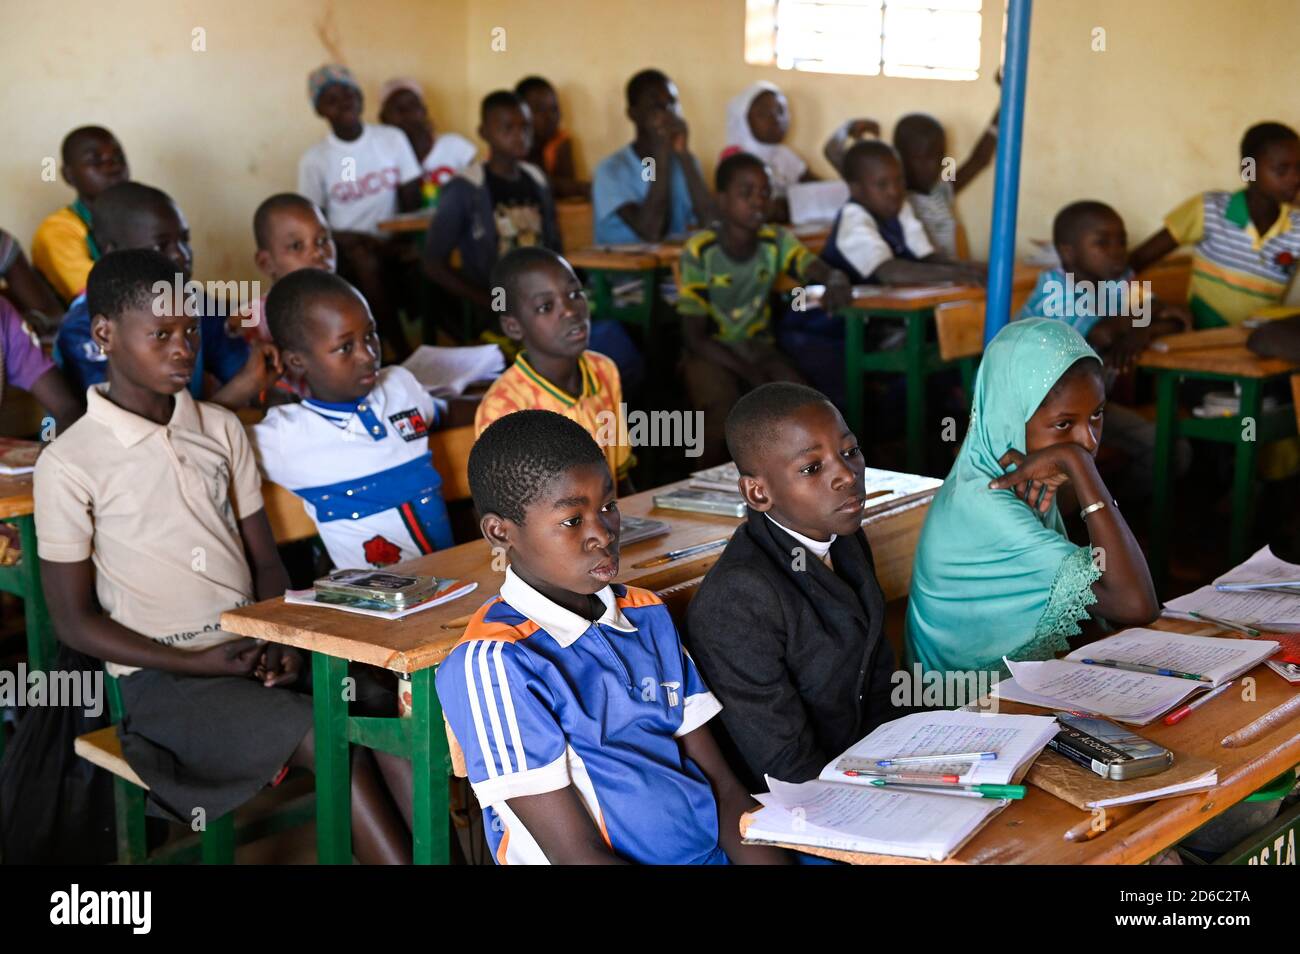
[844,306,957,474]
[311,655,450,865]
[0,514,56,673]
[1146,367,1297,589]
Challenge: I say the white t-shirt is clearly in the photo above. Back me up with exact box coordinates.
[248,366,453,569]
[830,200,935,282]
[422,132,478,179]
[298,123,422,235]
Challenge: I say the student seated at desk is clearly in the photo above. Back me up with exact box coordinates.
[31,126,129,304]
[475,247,634,490]
[515,75,589,200]
[822,140,984,287]
[438,410,789,865]
[893,111,998,260]
[685,383,895,790]
[1,227,65,332]
[905,318,1159,676]
[1130,121,1300,328]
[35,250,412,863]
[240,193,339,399]
[423,90,561,324]
[0,296,81,431]
[592,68,714,244]
[678,153,850,466]
[54,182,274,411]
[249,269,453,569]
[299,64,423,361]
[378,77,479,208]
[1018,200,1190,500]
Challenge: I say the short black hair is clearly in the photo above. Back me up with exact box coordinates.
[253,193,319,250]
[841,139,900,183]
[489,246,572,318]
[626,68,670,109]
[514,75,553,99]
[1052,200,1121,248]
[61,125,117,164]
[86,248,178,323]
[715,152,768,192]
[1241,121,1300,161]
[92,182,176,248]
[481,90,524,123]
[469,410,608,524]
[726,382,837,476]
[264,267,360,351]
[893,113,944,152]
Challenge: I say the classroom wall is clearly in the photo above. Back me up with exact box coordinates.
[7,0,1300,279]
[0,0,471,284]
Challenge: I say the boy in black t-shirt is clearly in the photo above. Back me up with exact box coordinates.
[423,90,561,323]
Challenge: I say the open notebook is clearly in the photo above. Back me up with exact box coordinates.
[742,711,1058,861]
[1165,546,1300,630]
[994,628,1277,725]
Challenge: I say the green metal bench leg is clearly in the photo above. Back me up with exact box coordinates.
[844,312,864,435]
[201,812,236,864]
[312,652,352,864]
[1231,378,1263,566]
[903,314,927,474]
[410,667,450,865]
[9,514,55,673]
[115,777,148,864]
[1149,371,1177,592]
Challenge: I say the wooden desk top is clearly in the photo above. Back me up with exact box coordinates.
[745,617,1300,865]
[845,263,1040,314]
[1139,342,1299,378]
[0,474,34,519]
[565,224,833,273]
[220,472,937,674]
[377,210,433,235]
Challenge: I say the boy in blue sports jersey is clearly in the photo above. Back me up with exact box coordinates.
[438,410,789,865]
[248,269,452,569]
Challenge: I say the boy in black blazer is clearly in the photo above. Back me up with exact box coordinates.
[685,383,897,789]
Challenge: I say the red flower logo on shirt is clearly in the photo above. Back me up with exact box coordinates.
[1275,250,1296,272]
[363,535,403,567]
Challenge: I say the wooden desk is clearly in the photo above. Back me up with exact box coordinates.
[0,469,56,678]
[377,210,433,235]
[743,617,1300,865]
[220,472,937,864]
[1138,337,1299,583]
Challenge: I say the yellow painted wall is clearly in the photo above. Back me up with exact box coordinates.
[0,0,471,284]
[6,0,1300,278]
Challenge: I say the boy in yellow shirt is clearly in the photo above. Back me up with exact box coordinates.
[31,126,129,303]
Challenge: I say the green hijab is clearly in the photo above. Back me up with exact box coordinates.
[905,318,1103,676]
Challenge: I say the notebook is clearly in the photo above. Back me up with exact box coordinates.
[401,344,505,397]
[652,488,746,518]
[994,628,1278,725]
[741,776,1005,862]
[618,515,671,547]
[1165,546,1300,630]
[688,463,940,518]
[284,579,477,621]
[819,709,1060,786]
[0,438,43,476]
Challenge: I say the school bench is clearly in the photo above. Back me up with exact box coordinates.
[219,472,938,864]
[741,614,1300,864]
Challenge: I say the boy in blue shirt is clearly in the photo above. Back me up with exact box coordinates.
[54,182,274,410]
[438,410,788,865]
[592,69,714,244]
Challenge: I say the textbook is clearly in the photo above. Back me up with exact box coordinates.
[618,515,671,546]
[820,709,1060,787]
[0,438,42,476]
[401,344,505,397]
[284,578,477,621]
[652,488,746,518]
[994,628,1278,725]
[741,776,1006,862]
[688,463,941,518]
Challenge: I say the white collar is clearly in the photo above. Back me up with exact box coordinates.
[765,513,835,559]
[499,565,635,649]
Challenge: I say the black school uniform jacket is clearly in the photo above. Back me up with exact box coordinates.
[685,508,896,790]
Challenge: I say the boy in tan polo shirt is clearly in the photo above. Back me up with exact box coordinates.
[34,249,411,863]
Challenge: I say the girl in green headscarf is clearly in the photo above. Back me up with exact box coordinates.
[905,318,1159,676]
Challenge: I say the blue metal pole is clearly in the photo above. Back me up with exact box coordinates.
[983,0,1033,344]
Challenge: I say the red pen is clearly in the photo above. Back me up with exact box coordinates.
[1163,681,1234,725]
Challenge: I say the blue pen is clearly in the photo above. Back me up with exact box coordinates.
[1081,658,1211,682]
[875,751,998,767]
